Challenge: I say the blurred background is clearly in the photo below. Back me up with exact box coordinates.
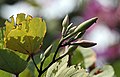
[0,0,120,76]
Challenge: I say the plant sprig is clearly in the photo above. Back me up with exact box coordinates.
[38,15,98,77]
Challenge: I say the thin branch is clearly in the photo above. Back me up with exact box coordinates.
[15,74,19,77]
[61,42,70,47]
[52,39,63,61]
[40,57,46,72]
[26,55,30,62]
[38,36,69,76]
[38,51,68,77]
[31,55,40,72]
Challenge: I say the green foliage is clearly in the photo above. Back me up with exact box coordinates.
[46,55,88,77]
[89,65,114,77]
[0,48,27,74]
[0,70,12,77]
[0,13,115,77]
[70,47,84,65]
[111,60,120,77]
[19,68,33,77]
[79,47,96,68]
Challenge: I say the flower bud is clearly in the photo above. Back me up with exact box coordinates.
[75,31,85,39]
[62,15,69,37]
[71,40,97,48]
[62,15,69,28]
[44,45,52,58]
[65,23,73,34]
[68,26,77,33]
[74,17,98,34]
[63,17,98,41]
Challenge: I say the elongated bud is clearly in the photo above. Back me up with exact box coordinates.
[40,53,44,60]
[65,23,73,34]
[71,40,97,48]
[63,17,98,40]
[64,31,85,43]
[74,17,98,33]
[62,27,66,36]
[44,45,52,58]
[67,23,73,30]
[75,31,85,39]
[62,15,69,28]
[68,26,77,33]
[62,15,69,37]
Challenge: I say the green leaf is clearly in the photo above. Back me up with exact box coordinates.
[46,62,59,77]
[54,55,69,77]
[89,65,114,77]
[0,27,5,48]
[43,53,55,71]
[78,47,96,68]
[0,48,27,74]
[70,47,96,68]
[0,70,12,77]
[13,51,29,61]
[111,60,120,77]
[4,13,46,55]
[71,48,84,65]
[25,53,42,77]
[19,68,33,77]
[46,55,88,77]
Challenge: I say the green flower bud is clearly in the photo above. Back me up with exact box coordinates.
[67,23,73,30]
[63,17,98,41]
[62,15,69,37]
[62,15,69,28]
[62,27,66,36]
[65,23,73,34]
[74,17,98,33]
[68,26,77,33]
[75,31,85,39]
[44,45,52,58]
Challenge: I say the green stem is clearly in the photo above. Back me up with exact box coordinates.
[38,49,69,77]
[52,38,63,61]
[38,39,64,77]
[38,36,68,76]
[31,55,40,72]
[40,57,45,72]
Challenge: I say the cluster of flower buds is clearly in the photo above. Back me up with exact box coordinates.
[61,15,98,52]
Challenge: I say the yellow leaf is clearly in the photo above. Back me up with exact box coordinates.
[4,13,46,55]
[16,13,26,25]
[5,16,15,36]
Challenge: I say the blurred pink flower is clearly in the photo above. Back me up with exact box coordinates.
[83,0,119,29]
[97,43,120,60]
